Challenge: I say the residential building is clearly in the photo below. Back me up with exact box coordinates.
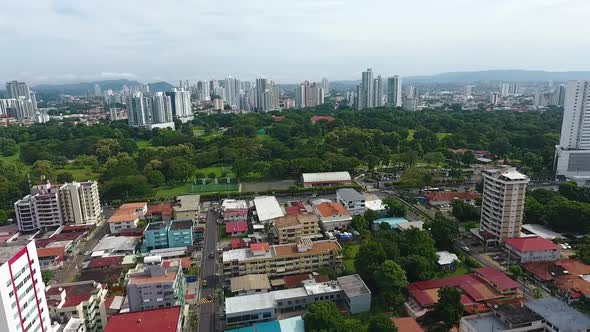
[222,239,342,279]
[15,183,63,232]
[301,172,352,188]
[522,258,590,301]
[406,267,519,318]
[478,168,529,246]
[0,242,52,332]
[126,92,174,129]
[63,318,86,332]
[221,199,248,222]
[525,297,590,332]
[273,215,322,244]
[46,281,108,332]
[225,274,370,325]
[294,81,324,108]
[321,78,329,95]
[6,80,32,100]
[253,196,285,224]
[59,181,102,225]
[313,202,352,231]
[107,202,147,234]
[104,306,183,332]
[172,195,200,222]
[403,97,419,111]
[229,274,271,296]
[126,256,184,312]
[225,221,248,237]
[143,219,194,251]
[165,88,192,122]
[336,188,365,216]
[424,191,479,207]
[459,303,545,332]
[357,68,374,110]
[555,80,590,187]
[37,247,65,271]
[145,203,173,222]
[373,75,384,107]
[503,236,561,263]
[387,75,402,107]
[393,317,424,332]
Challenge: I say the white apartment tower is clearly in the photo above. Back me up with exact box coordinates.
[555,80,590,187]
[357,68,374,110]
[479,168,529,246]
[0,242,51,332]
[387,76,402,107]
[295,81,325,108]
[59,181,102,225]
[373,75,384,107]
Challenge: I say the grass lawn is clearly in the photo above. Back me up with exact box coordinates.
[436,132,451,140]
[57,166,101,181]
[154,183,193,198]
[195,166,234,178]
[342,244,360,273]
[155,181,239,198]
[406,129,415,141]
[201,131,222,142]
[192,127,205,137]
[136,140,153,149]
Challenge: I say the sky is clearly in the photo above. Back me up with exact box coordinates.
[1,0,590,85]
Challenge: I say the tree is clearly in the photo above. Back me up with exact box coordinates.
[425,287,464,329]
[304,301,341,332]
[0,137,18,157]
[364,209,379,222]
[162,157,193,182]
[145,170,165,187]
[429,214,460,251]
[509,265,523,279]
[41,270,54,284]
[355,240,387,283]
[576,235,590,264]
[383,198,406,217]
[351,215,368,231]
[368,314,398,332]
[31,160,54,181]
[373,260,408,308]
[423,152,445,165]
[403,255,435,281]
[452,200,479,222]
[56,172,74,183]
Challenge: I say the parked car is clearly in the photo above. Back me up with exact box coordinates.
[461,246,471,252]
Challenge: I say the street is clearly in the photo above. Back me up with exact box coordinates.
[198,209,220,332]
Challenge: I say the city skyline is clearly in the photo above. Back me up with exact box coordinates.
[2,0,590,85]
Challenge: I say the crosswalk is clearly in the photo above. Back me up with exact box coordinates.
[198,297,214,305]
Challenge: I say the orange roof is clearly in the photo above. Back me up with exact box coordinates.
[250,242,270,252]
[120,202,148,209]
[147,203,173,217]
[179,257,191,270]
[273,240,341,257]
[316,202,350,218]
[392,317,424,332]
[129,270,177,285]
[37,246,65,259]
[108,202,146,223]
[555,259,590,276]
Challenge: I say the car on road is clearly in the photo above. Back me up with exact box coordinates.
[202,279,208,286]
[206,295,213,301]
[461,246,471,252]
[83,251,91,256]
[209,252,215,259]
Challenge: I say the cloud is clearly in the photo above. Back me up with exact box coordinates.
[51,0,87,18]
[98,72,138,79]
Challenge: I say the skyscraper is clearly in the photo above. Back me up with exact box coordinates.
[555,81,590,186]
[295,81,324,108]
[6,81,31,100]
[373,75,384,107]
[196,80,210,101]
[94,84,102,97]
[127,92,148,127]
[59,181,102,225]
[321,78,330,96]
[479,168,529,246]
[166,88,192,122]
[387,76,402,107]
[224,77,240,109]
[150,92,174,124]
[407,85,416,99]
[358,68,374,110]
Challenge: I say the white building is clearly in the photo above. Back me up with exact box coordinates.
[166,88,192,122]
[387,75,402,107]
[503,237,561,263]
[59,181,102,225]
[313,201,352,231]
[336,188,365,216]
[478,168,529,246]
[555,80,590,187]
[403,97,419,111]
[294,81,325,108]
[373,75,384,107]
[107,202,146,234]
[46,281,108,332]
[357,68,374,110]
[15,183,63,232]
[252,196,284,224]
[0,241,52,332]
[225,274,370,326]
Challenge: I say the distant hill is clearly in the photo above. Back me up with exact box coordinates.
[405,70,590,83]
[148,81,175,93]
[33,79,144,95]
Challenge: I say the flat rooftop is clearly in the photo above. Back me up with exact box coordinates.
[525,296,590,331]
[302,171,351,183]
[463,314,508,332]
[146,222,167,231]
[336,188,364,201]
[253,196,284,222]
[92,235,140,253]
[337,274,371,298]
[0,245,26,264]
[169,219,193,230]
[173,195,200,212]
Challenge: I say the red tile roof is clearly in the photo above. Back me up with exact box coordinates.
[310,115,336,123]
[424,191,480,202]
[316,202,350,218]
[504,236,560,252]
[105,306,181,332]
[250,242,270,252]
[46,282,102,308]
[231,238,247,249]
[225,221,248,234]
[475,267,520,291]
[87,256,123,269]
[37,247,65,260]
[147,203,174,217]
[392,317,424,332]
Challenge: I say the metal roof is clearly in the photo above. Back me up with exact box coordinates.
[253,196,284,222]
[525,297,590,331]
[302,172,351,183]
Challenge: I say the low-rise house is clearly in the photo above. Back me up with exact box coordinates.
[314,202,352,231]
[504,236,561,263]
[92,235,140,257]
[522,258,590,302]
[221,199,249,222]
[436,251,459,271]
[126,256,184,312]
[273,215,322,244]
[108,202,147,234]
[46,281,108,332]
[226,221,248,237]
[230,274,272,296]
[424,191,479,207]
[223,239,342,279]
[37,246,65,270]
[336,188,365,216]
[173,195,200,222]
[145,203,173,222]
[225,274,370,326]
[105,306,183,332]
[301,171,351,188]
[393,317,424,332]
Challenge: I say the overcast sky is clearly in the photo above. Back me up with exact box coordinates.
[1,0,589,85]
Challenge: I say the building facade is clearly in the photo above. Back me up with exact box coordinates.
[0,242,52,332]
[59,181,102,225]
[479,168,529,245]
[15,183,63,232]
[336,188,366,216]
[503,237,561,263]
[46,281,108,332]
[273,215,322,244]
[387,75,402,107]
[126,257,184,312]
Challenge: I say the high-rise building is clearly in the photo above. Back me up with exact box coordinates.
[270,82,280,110]
[479,168,529,246]
[6,81,31,100]
[295,81,324,108]
[551,84,566,107]
[213,98,224,110]
[501,83,520,97]
[255,78,279,112]
[127,92,148,127]
[373,75,384,107]
[490,93,499,105]
[403,97,419,111]
[387,76,402,107]
[357,68,374,110]
[59,181,102,225]
[166,88,192,122]
[46,281,108,331]
[0,242,51,332]
[224,77,241,109]
[149,92,174,124]
[555,81,590,186]
[321,78,330,96]
[93,84,102,97]
[196,80,210,101]
[407,85,416,98]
